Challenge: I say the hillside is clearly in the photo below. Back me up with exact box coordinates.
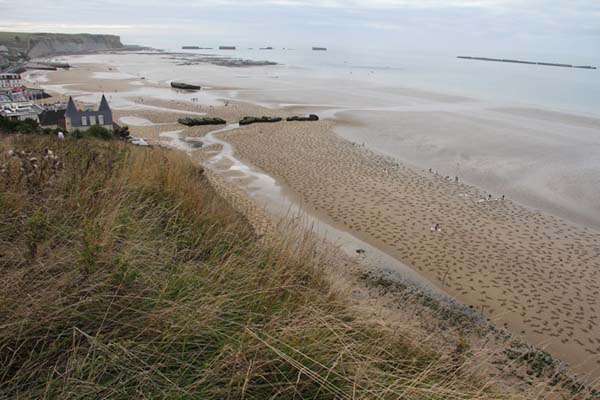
[0,31,124,58]
[0,133,536,399]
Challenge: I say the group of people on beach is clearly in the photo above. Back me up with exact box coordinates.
[479,194,505,203]
[431,223,442,232]
[426,167,509,234]
[427,167,507,202]
[428,168,459,183]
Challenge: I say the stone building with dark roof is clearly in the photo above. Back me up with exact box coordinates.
[39,109,66,129]
[64,95,113,132]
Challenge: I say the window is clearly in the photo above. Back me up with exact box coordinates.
[81,116,87,126]
[98,115,104,125]
[90,115,96,125]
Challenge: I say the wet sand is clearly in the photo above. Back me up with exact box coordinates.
[334,108,600,231]
[33,55,600,383]
[221,118,600,379]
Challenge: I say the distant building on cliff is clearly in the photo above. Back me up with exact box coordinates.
[64,95,113,132]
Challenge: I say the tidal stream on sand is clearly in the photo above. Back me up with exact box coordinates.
[168,121,473,313]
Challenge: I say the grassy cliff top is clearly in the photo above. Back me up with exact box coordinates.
[0,31,121,40]
[0,31,122,50]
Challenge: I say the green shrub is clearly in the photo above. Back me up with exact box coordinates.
[0,116,40,134]
[71,128,83,139]
[0,116,116,141]
[86,125,114,140]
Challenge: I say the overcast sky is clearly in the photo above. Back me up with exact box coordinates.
[1,0,599,60]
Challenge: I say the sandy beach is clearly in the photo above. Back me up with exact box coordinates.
[30,53,600,384]
[223,118,600,377]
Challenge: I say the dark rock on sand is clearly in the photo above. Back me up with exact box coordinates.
[178,117,227,126]
[287,114,319,122]
[171,82,201,90]
[239,116,283,126]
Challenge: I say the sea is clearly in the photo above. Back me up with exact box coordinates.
[174,47,600,117]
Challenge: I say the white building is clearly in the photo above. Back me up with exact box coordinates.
[0,101,43,122]
[0,73,23,89]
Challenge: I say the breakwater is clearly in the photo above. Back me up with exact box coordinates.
[457,56,596,70]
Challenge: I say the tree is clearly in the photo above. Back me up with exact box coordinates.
[16,118,40,134]
[114,125,131,140]
[0,116,40,134]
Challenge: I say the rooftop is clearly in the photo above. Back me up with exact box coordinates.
[39,108,66,126]
[0,73,21,80]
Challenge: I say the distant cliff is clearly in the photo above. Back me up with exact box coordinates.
[0,32,124,58]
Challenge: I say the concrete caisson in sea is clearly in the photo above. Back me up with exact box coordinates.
[178,117,226,126]
[287,114,319,122]
[239,116,282,126]
[170,82,201,90]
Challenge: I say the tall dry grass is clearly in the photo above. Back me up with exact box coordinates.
[0,134,525,399]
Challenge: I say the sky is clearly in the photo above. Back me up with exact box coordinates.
[1,0,599,60]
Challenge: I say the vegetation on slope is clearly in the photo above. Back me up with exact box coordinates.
[0,134,522,399]
[0,115,130,140]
